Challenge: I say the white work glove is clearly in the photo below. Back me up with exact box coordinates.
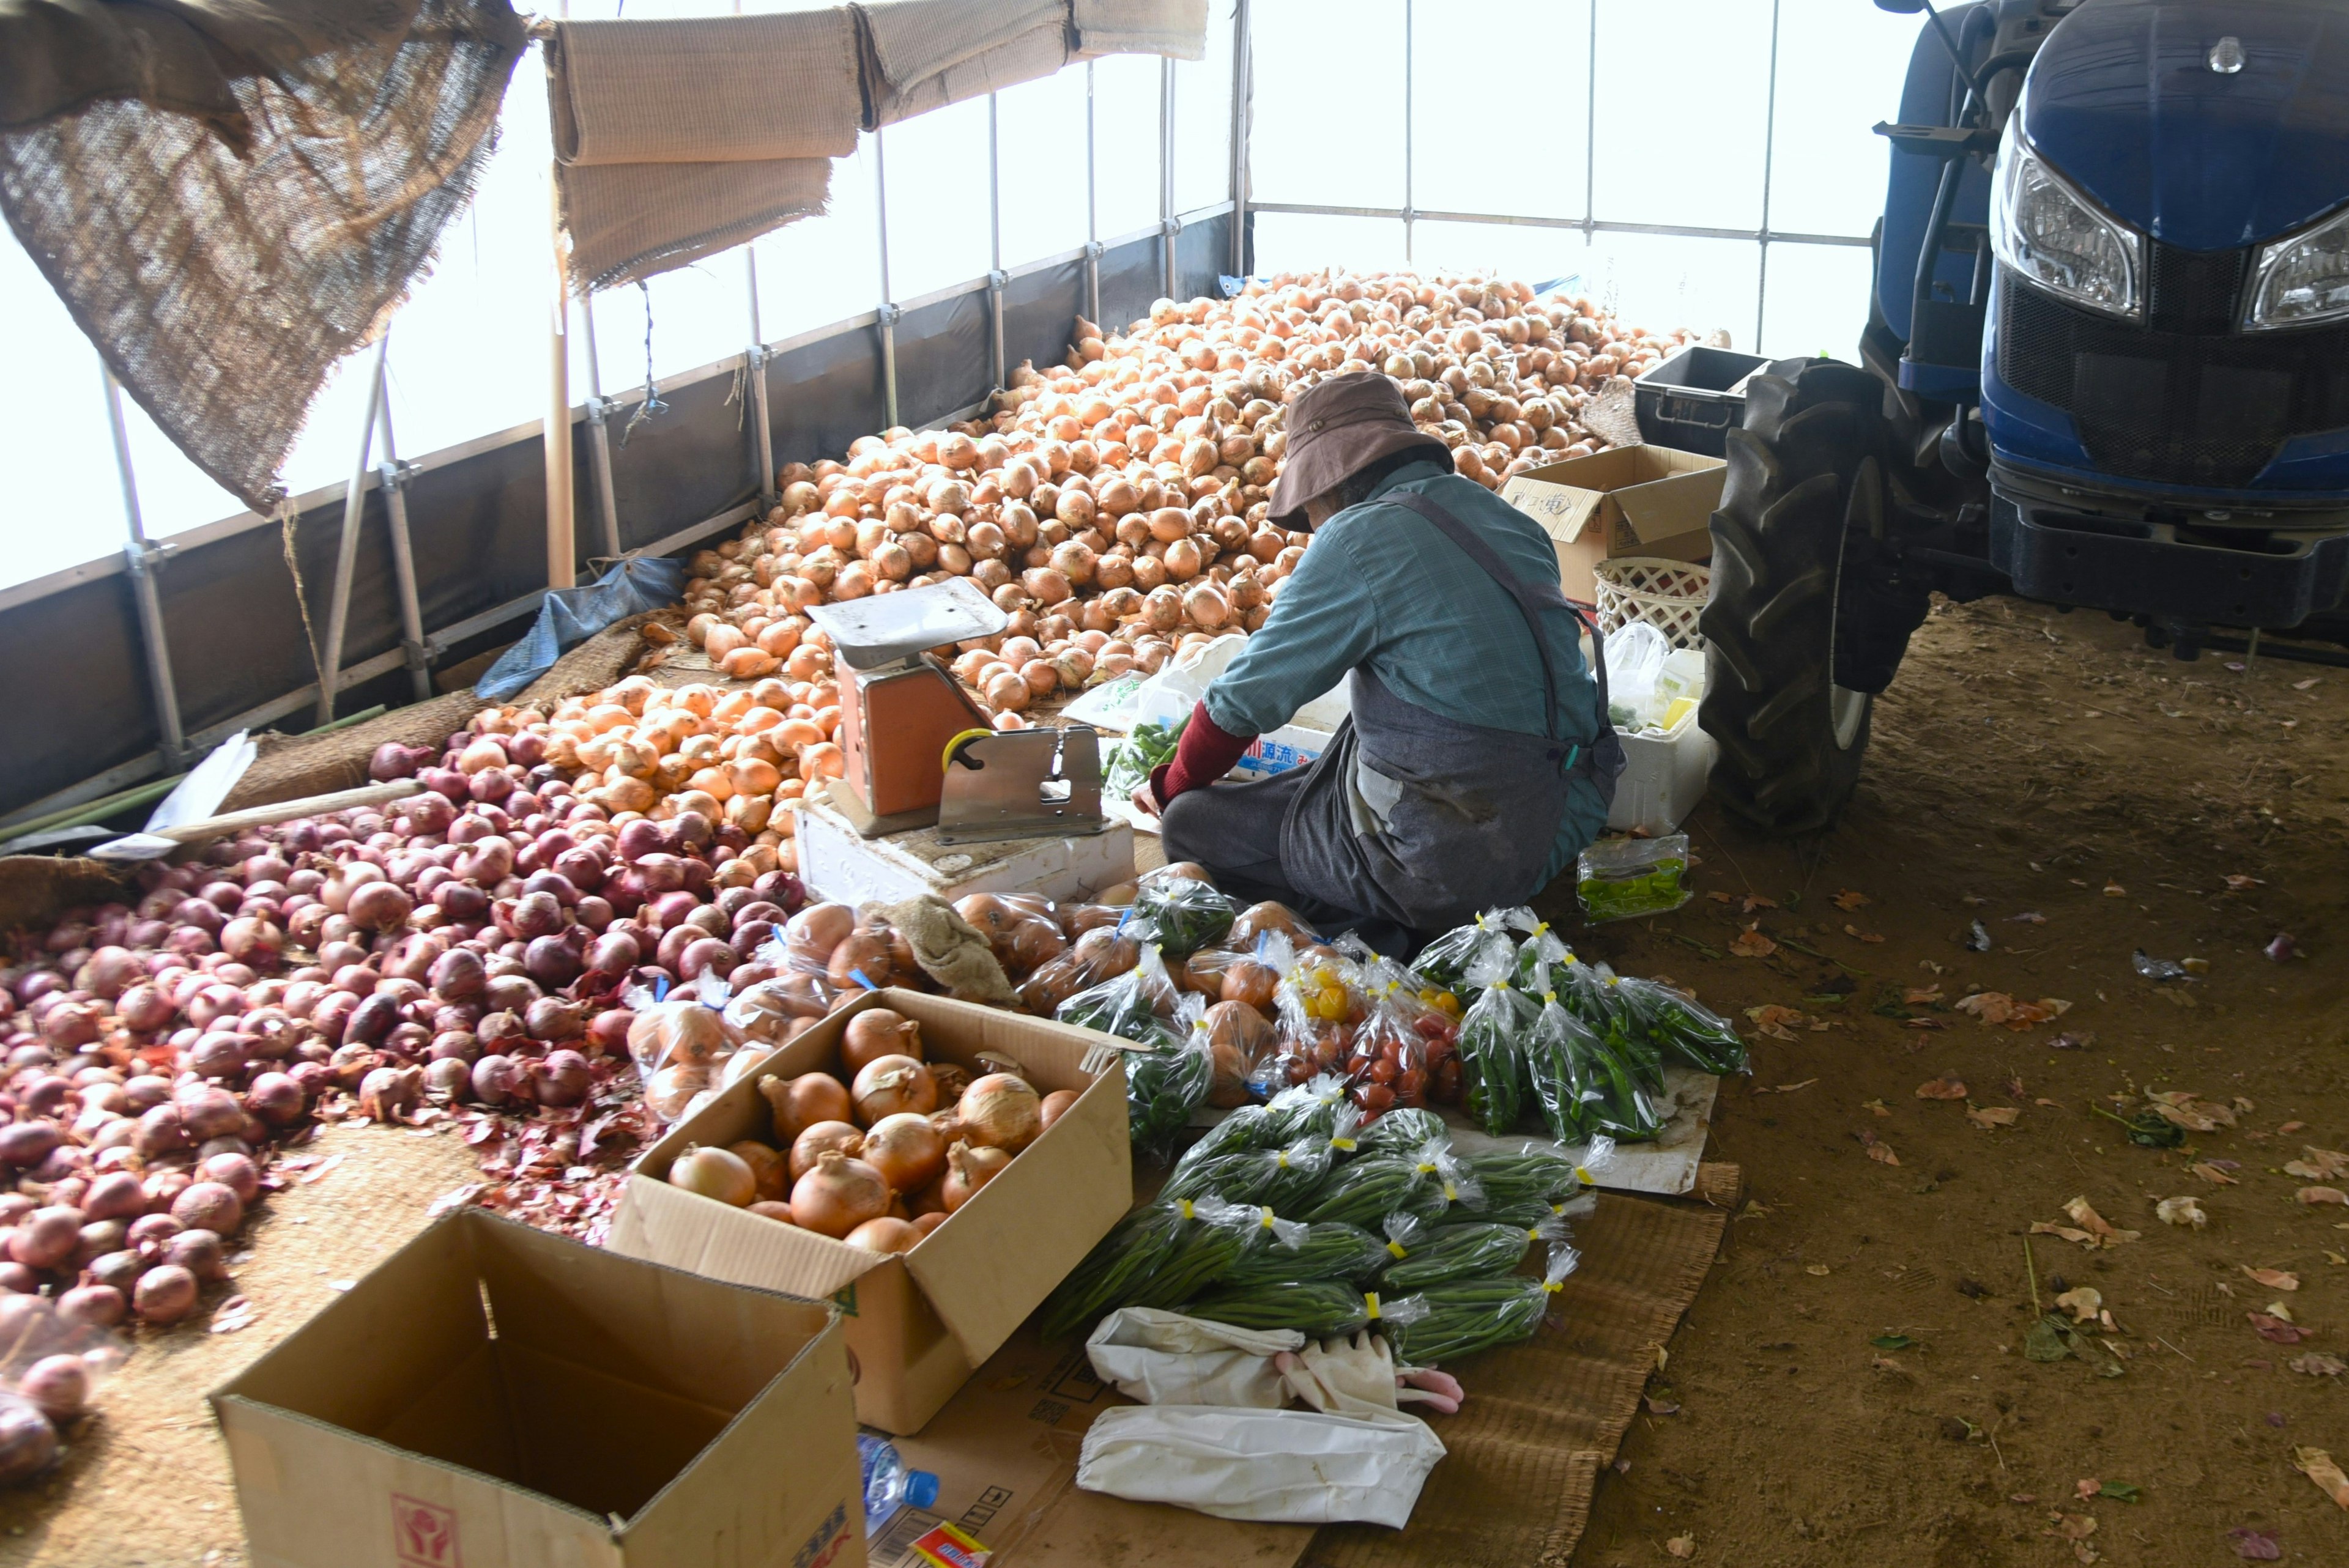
[1274,1332,1465,1418]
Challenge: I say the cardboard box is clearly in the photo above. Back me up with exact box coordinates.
[610,989,1133,1435]
[1500,446,1724,603]
[211,1208,863,1568]
[797,793,1136,908]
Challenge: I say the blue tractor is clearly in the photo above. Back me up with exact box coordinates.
[1699,0,2349,833]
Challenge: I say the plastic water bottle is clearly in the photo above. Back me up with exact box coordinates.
[857,1433,941,1537]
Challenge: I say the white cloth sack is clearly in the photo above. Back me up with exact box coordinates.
[1086,1307,1301,1408]
[1072,0,1210,59]
[1077,1405,1447,1528]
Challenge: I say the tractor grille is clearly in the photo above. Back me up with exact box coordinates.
[1997,245,2349,490]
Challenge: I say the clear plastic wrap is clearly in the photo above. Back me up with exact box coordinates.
[1613,975,1750,1077]
[1039,1195,1260,1339]
[1526,980,1663,1142]
[624,971,749,1120]
[0,1302,125,1483]
[1251,941,1367,1096]
[1576,834,1692,922]
[1055,942,1182,1045]
[1019,923,1146,1014]
[1410,906,1534,994]
[1381,1244,1579,1365]
[1127,875,1241,956]
[1212,1220,1392,1289]
[1160,1134,1331,1210]
[1376,1214,1557,1292]
[1199,999,1278,1109]
[1302,1138,1481,1227]
[1456,977,1540,1137]
[1176,1281,1421,1340]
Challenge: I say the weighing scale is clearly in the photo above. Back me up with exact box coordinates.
[806,579,1108,843]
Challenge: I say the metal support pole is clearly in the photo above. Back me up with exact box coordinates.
[580,305,623,561]
[1160,57,1179,296]
[546,169,577,593]
[315,336,390,726]
[1228,0,1252,279]
[1755,0,1782,353]
[102,368,188,767]
[1583,1,1598,248]
[1402,0,1415,267]
[986,92,1007,391]
[371,369,432,704]
[875,130,901,429]
[1085,62,1102,324]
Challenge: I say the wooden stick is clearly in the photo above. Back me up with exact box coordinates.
[152,780,421,845]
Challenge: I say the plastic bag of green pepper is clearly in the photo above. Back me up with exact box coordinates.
[1381,1244,1579,1366]
[1410,906,1532,994]
[1126,874,1239,956]
[1104,712,1187,801]
[1576,834,1692,923]
[1526,978,1665,1142]
[1612,975,1749,1077]
[1456,977,1540,1136]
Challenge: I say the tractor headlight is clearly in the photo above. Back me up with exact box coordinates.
[2244,204,2349,330]
[1991,135,2140,318]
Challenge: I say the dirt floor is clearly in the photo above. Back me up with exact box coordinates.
[1565,598,2349,1567]
[7,594,2348,1566]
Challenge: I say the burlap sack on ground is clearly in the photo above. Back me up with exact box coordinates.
[870,895,1020,1007]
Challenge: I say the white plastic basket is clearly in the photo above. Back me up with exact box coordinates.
[1594,557,1710,649]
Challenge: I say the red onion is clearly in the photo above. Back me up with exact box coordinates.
[73,947,140,1000]
[18,1074,70,1117]
[121,1076,173,1113]
[553,848,606,891]
[585,931,640,975]
[40,1002,102,1049]
[530,1049,592,1109]
[637,855,688,896]
[133,1104,189,1158]
[346,882,414,934]
[0,1262,35,1295]
[426,1030,478,1063]
[341,992,400,1047]
[357,1067,421,1123]
[81,1171,145,1222]
[177,1086,245,1142]
[16,1356,87,1423]
[199,1153,261,1205]
[482,975,541,1016]
[190,1033,249,1080]
[10,1208,82,1270]
[585,1009,633,1057]
[57,1283,126,1329]
[73,1219,125,1268]
[164,1227,228,1282]
[524,996,585,1043]
[470,1055,520,1106]
[369,741,435,782]
[141,1168,190,1214]
[125,1213,180,1251]
[0,1395,59,1484]
[0,1122,62,1169]
[171,1182,243,1236]
[422,1057,473,1100]
[244,1072,306,1127]
[133,1263,199,1325]
[524,936,582,990]
[0,1197,34,1230]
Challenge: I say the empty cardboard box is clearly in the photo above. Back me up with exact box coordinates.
[610,989,1133,1435]
[1500,446,1724,602]
[211,1207,863,1568]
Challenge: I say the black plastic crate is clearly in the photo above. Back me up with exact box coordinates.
[1633,346,1770,457]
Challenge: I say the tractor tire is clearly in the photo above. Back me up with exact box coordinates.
[1699,360,1896,837]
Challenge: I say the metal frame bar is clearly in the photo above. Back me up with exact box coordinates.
[1084,62,1102,322]
[1247,201,1871,250]
[1756,0,1784,352]
[1158,56,1178,296]
[314,336,392,725]
[372,381,432,704]
[985,92,1008,391]
[874,128,900,429]
[102,367,187,769]
[746,248,777,508]
[579,298,623,560]
[1228,0,1251,278]
[1402,0,1415,266]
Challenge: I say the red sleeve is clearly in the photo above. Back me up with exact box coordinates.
[1150,701,1255,803]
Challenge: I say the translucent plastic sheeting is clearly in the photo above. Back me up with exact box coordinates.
[1765,4,1922,240]
[1410,0,1590,222]
[1590,0,1772,232]
[882,97,998,298]
[1168,0,1236,216]
[1581,232,1761,348]
[1247,0,1406,212]
[0,233,133,587]
[1406,222,1595,295]
[1091,52,1164,242]
[1250,212,1408,278]
[1756,242,1877,365]
[996,70,1093,267]
[751,135,882,347]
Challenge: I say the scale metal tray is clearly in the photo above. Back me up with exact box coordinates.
[806,577,1008,671]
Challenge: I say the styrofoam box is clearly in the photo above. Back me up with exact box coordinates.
[1607,706,1717,836]
[1228,720,1338,783]
[798,795,1137,906]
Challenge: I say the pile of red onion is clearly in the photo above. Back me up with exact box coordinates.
[0,730,806,1347]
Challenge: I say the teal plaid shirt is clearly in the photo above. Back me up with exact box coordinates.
[1205,460,1611,891]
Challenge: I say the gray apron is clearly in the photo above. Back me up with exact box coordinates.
[1277,490,1625,933]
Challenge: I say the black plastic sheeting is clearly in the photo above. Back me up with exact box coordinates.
[0,216,1236,817]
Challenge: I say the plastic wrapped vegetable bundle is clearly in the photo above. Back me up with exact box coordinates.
[1457,977,1540,1136]
[1614,975,1749,1077]
[1212,1220,1393,1289]
[1526,981,1665,1142]
[1553,957,1666,1090]
[1127,875,1239,956]
[1512,917,1572,991]
[1160,1134,1332,1210]
[1256,1073,1355,1144]
[1349,1104,1447,1156]
[1303,1139,1483,1227]
[1378,1215,1564,1291]
[1056,942,1181,1044]
[1409,906,1532,994]
[1126,1000,1217,1162]
[1252,943,1368,1096]
[1020,923,1146,1014]
[1177,1281,1433,1341]
[1040,1196,1259,1338]
[1382,1245,1581,1366]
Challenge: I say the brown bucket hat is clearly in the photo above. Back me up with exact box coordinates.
[1267,371,1452,527]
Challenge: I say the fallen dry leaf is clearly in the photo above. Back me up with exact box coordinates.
[1917,1074,1969,1101]
[1904,984,1944,1005]
[1968,1106,2021,1131]
[2102,882,2127,897]
[2243,1267,2300,1292]
[2050,1512,2098,1542]
[2286,1148,2349,1180]
[1740,895,1779,914]
[2063,1196,2140,1244]
[1805,1264,1831,1276]
[2055,1287,2103,1323]
[2191,1162,2240,1186]
[2299,1187,2349,1207]
[2228,1526,2282,1560]
[1664,1535,1695,1560]
[2293,1448,2349,1509]
[2031,1222,2100,1248]
[1867,1144,1900,1166]
[1833,890,1871,911]
[2224,873,2265,890]
[1728,929,1778,959]
[2280,1120,2308,1134]
[2155,1196,2208,1229]
[1705,891,1732,903]
[1861,1098,1891,1118]
[1844,925,1886,944]
[2291,1353,2347,1377]
[1750,1079,1819,1096]
[2250,1312,2311,1344]
[1953,991,2073,1030]
[1745,1004,1807,1041]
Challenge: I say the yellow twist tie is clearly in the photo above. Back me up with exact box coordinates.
[1543,991,1558,1005]
[1543,1279,1566,1294]
[1258,1207,1277,1230]
[1387,1240,1409,1260]
[1178,1199,1195,1220]
[1330,1136,1357,1152]
[1276,1151,1291,1169]
[1365,1292,1382,1320]
[1573,1166,1594,1186]
[1442,1181,1460,1202]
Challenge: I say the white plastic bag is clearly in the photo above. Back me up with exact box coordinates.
[1603,619,1670,730]
[1075,1405,1447,1528]
[1086,1307,1302,1409]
